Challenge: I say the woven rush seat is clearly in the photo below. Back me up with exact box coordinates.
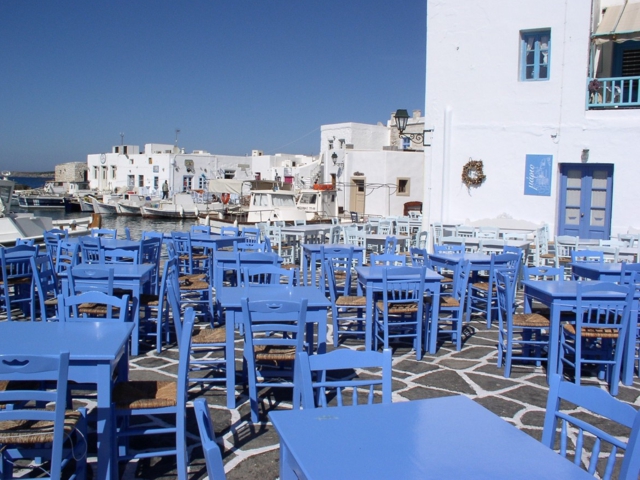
[139,293,160,306]
[113,380,177,409]
[469,281,496,292]
[0,277,31,286]
[336,295,367,306]
[179,253,208,261]
[180,279,210,291]
[78,303,121,316]
[427,295,460,308]
[375,301,419,314]
[0,410,82,444]
[281,263,298,270]
[192,326,226,344]
[558,257,572,265]
[254,345,296,362]
[512,313,550,327]
[563,324,620,339]
[179,273,206,283]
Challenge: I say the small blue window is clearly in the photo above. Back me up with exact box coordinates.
[520,29,550,81]
[402,137,411,150]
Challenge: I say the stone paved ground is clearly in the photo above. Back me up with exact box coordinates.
[109,306,640,480]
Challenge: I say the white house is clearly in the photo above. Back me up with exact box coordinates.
[86,144,320,197]
[320,111,426,218]
[424,0,640,239]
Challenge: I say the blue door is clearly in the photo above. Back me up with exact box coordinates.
[557,164,613,239]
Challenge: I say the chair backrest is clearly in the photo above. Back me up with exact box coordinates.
[476,226,499,239]
[496,269,517,319]
[220,226,239,237]
[409,247,428,267]
[378,219,393,235]
[242,264,295,287]
[433,244,464,254]
[329,225,342,244]
[55,240,79,275]
[381,265,426,309]
[103,247,139,264]
[541,374,640,480]
[574,282,633,336]
[191,225,211,235]
[0,351,71,479]
[294,349,392,409]
[431,223,444,246]
[343,225,365,247]
[413,230,429,249]
[450,260,472,302]
[58,291,130,322]
[123,226,132,241]
[620,262,640,285]
[30,254,60,321]
[140,236,163,294]
[382,236,398,254]
[455,225,476,237]
[370,253,407,266]
[91,228,117,239]
[141,230,164,241]
[522,265,565,282]
[193,398,226,480]
[79,235,104,264]
[171,231,194,274]
[571,249,605,263]
[43,229,67,264]
[68,266,114,295]
[555,235,579,259]
[320,246,354,296]
[242,227,261,243]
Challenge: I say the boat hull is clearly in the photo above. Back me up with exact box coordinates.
[91,198,117,215]
[116,203,142,216]
[140,206,197,219]
[17,195,67,209]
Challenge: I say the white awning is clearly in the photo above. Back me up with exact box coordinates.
[593,2,640,44]
[207,179,246,195]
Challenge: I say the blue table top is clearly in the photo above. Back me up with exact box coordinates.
[356,266,443,282]
[72,263,154,278]
[302,244,364,253]
[213,251,281,262]
[522,279,635,298]
[216,286,330,308]
[570,262,623,273]
[429,252,493,263]
[0,321,133,361]
[270,395,591,479]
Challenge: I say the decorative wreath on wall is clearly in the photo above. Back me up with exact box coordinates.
[461,158,486,188]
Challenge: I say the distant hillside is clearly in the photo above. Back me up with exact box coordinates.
[5,171,54,178]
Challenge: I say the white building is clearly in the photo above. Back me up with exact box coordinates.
[424,0,640,239]
[86,144,320,197]
[320,111,426,218]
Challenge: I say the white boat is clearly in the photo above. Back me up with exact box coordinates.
[141,192,223,219]
[79,196,95,212]
[91,195,120,215]
[0,179,91,246]
[115,192,159,216]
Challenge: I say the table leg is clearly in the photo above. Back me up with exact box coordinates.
[224,308,237,409]
[364,280,373,350]
[96,363,116,480]
[621,300,638,385]
[427,283,441,354]
[279,440,299,480]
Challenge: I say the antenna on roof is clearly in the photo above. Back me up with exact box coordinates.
[175,128,181,146]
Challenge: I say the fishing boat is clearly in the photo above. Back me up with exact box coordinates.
[0,179,91,246]
[140,192,223,219]
[91,194,121,215]
[115,192,159,216]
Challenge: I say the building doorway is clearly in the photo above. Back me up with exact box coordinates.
[349,177,365,215]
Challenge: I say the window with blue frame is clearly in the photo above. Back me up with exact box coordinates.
[520,29,550,81]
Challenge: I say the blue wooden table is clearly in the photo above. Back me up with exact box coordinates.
[355,266,442,353]
[0,321,133,480]
[523,279,638,385]
[216,285,330,409]
[66,263,153,356]
[190,233,243,250]
[270,395,592,480]
[570,261,622,281]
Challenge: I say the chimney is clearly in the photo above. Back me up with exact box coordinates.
[412,110,422,119]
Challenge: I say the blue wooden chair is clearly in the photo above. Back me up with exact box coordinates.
[523,265,565,281]
[496,270,550,378]
[193,398,226,480]
[559,281,635,396]
[220,226,239,237]
[409,247,428,267]
[293,349,392,409]
[43,229,67,269]
[191,224,211,235]
[240,226,261,243]
[429,260,471,351]
[433,244,464,254]
[68,265,114,295]
[318,246,354,296]
[240,298,308,422]
[0,245,38,321]
[140,236,163,294]
[112,307,195,480]
[54,240,79,278]
[242,264,295,287]
[30,254,60,322]
[103,247,139,264]
[466,252,521,328]
[79,235,103,264]
[0,352,87,480]
[541,374,640,480]
[57,291,131,322]
[373,266,426,360]
[90,227,117,238]
[619,266,640,376]
[171,231,209,275]
[325,259,367,346]
[370,253,407,266]
[571,249,605,263]
[382,235,397,254]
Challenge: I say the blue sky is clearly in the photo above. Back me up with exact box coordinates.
[0,1,426,171]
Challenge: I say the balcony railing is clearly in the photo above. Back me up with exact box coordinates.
[586,76,640,109]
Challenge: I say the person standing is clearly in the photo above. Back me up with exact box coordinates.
[162,180,169,199]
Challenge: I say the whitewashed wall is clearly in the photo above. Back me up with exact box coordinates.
[425,0,640,236]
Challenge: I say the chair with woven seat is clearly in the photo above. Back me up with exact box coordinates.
[264,226,295,267]
[429,260,471,351]
[30,254,61,322]
[191,225,211,235]
[466,252,521,328]
[103,247,139,265]
[0,245,38,322]
[140,236,163,295]
[619,264,640,376]
[559,281,634,396]
[112,307,195,480]
[78,235,103,264]
[220,226,239,237]
[496,270,550,377]
[373,265,426,360]
[293,348,392,409]
[171,231,210,276]
[240,298,308,422]
[242,265,296,287]
[54,240,79,279]
[409,247,428,267]
[0,352,87,480]
[554,235,579,279]
[57,291,131,322]
[325,259,367,346]
[541,374,640,480]
[43,229,68,271]
[193,398,226,480]
[318,246,354,296]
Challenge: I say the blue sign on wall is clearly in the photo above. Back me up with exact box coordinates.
[524,154,553,196]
